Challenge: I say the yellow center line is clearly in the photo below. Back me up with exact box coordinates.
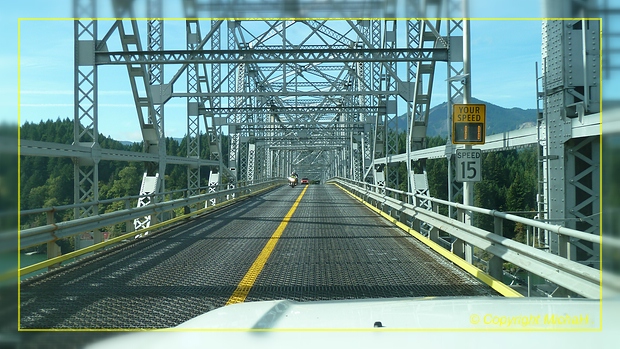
[226,185,308,305]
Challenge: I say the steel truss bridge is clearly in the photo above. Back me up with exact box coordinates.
[6,0,620,343]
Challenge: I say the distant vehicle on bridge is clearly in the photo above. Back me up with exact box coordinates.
[301,178,309,185]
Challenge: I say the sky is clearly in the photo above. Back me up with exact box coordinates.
[1,0,617,142]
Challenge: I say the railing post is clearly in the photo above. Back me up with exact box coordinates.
[558,234,570,259]
[429,205,441,244]
[125,198,134,233]
[456,207,464,222]
[412,215,420,233]
[92,201,103,244]
[409,195,419,232]
[526,225,532,297]
[400,207,410,227]
[150,193,159,225]
[46,210,61,270]
[93,230,104,245]
[488,216,505,282]
[464,243,473,264]
[428,226,439,244]
[452,207,467,261]
[452,238,465,259]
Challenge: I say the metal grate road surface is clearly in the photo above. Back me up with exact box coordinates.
[245,184,497,302]
[20,184,497,329]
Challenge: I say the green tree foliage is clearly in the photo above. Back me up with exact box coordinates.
[20,120,172,231]
[20,119,221,235]
[474,148,537,240]
[100,164,142,200]
[413,141,538,240]
[424,136,449,201]
[473,152,507,232]
[21,119,539,247]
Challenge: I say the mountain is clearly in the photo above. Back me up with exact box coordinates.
[118,104,535,142]
[394,98,538,138]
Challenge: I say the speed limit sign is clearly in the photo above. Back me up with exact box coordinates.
[456,149,481,182]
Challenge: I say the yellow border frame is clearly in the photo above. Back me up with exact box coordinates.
[16,17,604,333]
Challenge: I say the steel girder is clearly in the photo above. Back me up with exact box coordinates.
[73,5,100,227]
[116,19,168,229]
[198,106,380,115]
[227,21,241,184]
[212,20,382,180]
[542,19,600,270]
[186,20,202,197]
[209,19,222,165]
[380,20,399,190]
[97,47,449,65]
[369,21,385,186]
[116,20,163,152]
[73,20,100,219]
[371,112,600,162]
[565,136,600,267]
[175,90,401,97]
[80,18,454,191]
[446,18,464,218]
[20,139,219,167]
[147,5,166,194]
[68,10,233,231]
[182,0,388,18]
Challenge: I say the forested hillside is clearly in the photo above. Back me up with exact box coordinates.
[399,134,538,242]
[19,118,216,242]
[20,118,538,249]
[393,98,537,137]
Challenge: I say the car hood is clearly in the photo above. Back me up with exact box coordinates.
[86,297,617,349]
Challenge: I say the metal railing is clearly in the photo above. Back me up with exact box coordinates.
[20,180,276,227]
[18,179,285,275]
[329,177,605,299]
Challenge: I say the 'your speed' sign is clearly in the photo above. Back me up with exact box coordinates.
[456,149,481,182]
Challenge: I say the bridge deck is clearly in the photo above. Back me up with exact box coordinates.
[20,184,498,329]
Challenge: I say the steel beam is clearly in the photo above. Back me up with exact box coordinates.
[97,47,449,65]
[73,14,99,220]
[187,20,202,196]
[173,90,398,97]
[20,139,219,166]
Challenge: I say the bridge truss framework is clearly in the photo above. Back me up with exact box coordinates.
[19,0,605,292]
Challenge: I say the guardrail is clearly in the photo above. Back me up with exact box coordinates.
[18,179,285,275]
[328,177,602,299]
[19,180,271,224]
